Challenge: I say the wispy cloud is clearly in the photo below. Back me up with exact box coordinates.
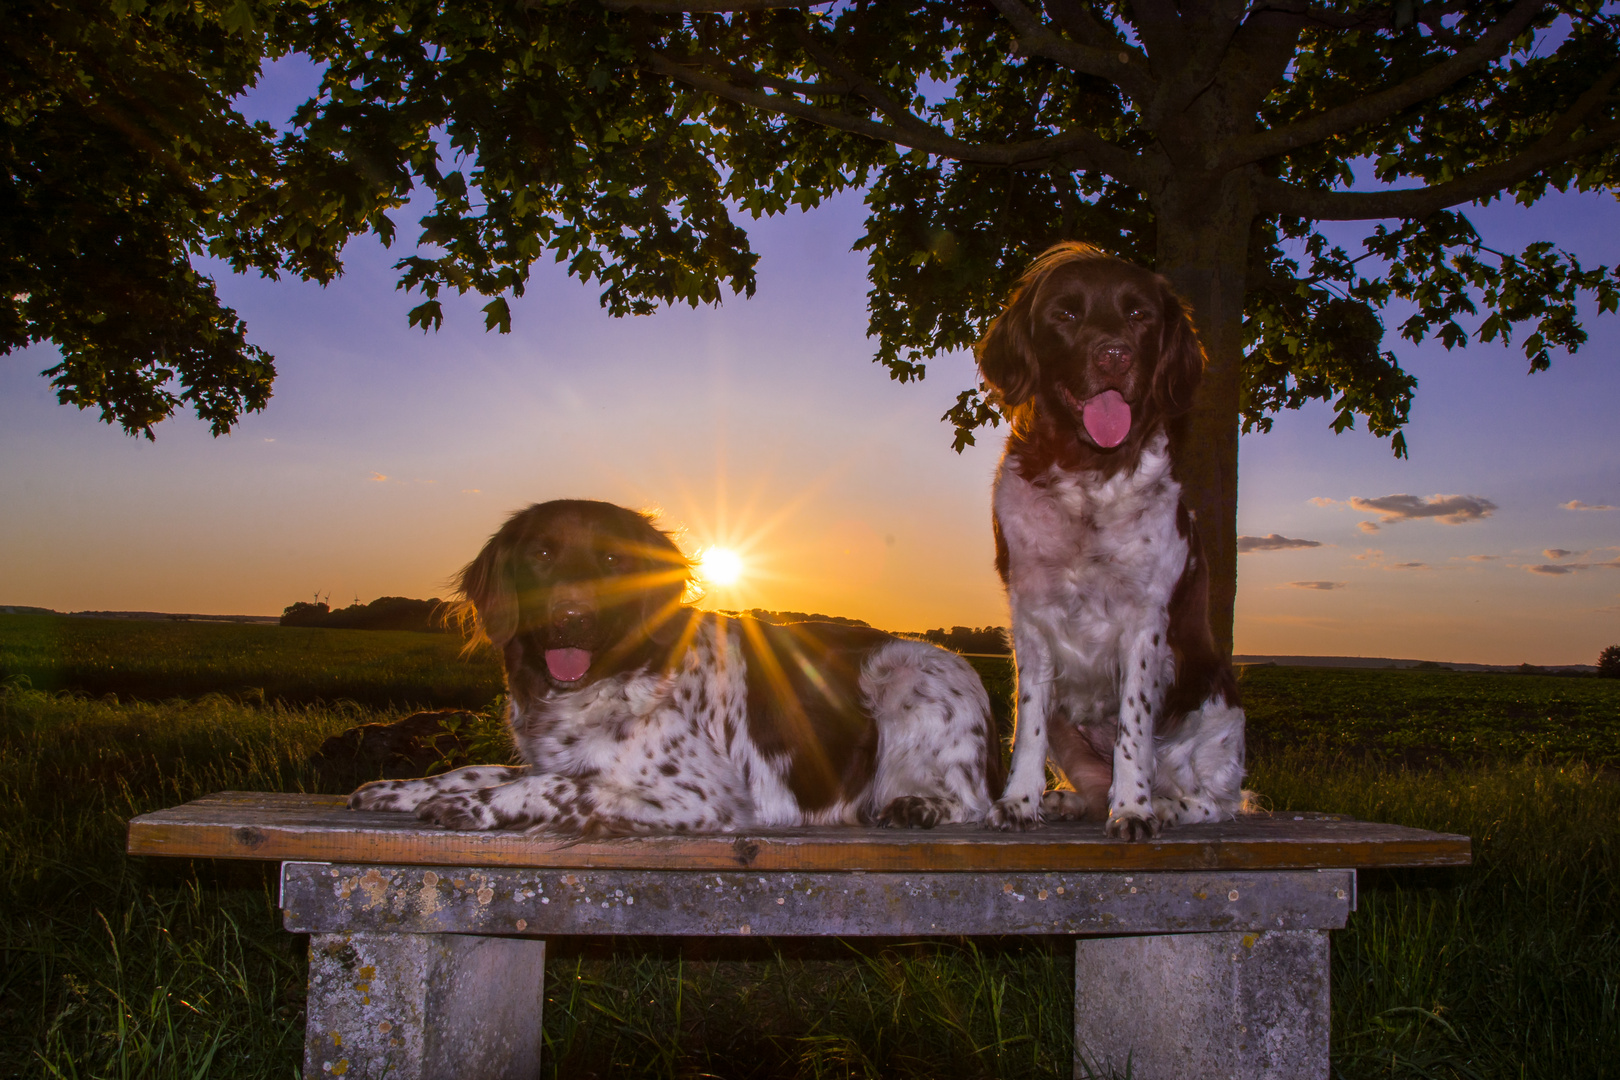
[1466,554,1501,562]
[1238,534,1323,553]
[1358,520,1382,533]
[1349,493,1498,527]
[461,488,482,495]
[1562,500,1616,511]
[1280,580,1348,590]
[1526,557,1620,575]
[1542,548,1576,560]
[1308,497,1339,508]
[368,472,389,483]
[1354,549,1429,571]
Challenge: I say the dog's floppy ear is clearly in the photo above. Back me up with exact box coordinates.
[456,517,523,647]
[1153,284,1207,417]
[976,284,1040,408]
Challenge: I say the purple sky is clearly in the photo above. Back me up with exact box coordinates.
[3,60,1618,665]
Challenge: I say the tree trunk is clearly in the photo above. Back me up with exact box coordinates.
[1153,175,1255,659]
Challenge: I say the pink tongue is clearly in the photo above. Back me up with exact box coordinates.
[545,648,591,683]
[1081,390,1133,448]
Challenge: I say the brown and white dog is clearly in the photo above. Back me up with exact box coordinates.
[978,242,1246,839]
[350,499,1000,834]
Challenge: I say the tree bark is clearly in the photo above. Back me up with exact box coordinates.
[1153,171,1256,659]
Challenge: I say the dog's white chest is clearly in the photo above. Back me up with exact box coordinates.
[994,435,1188,679]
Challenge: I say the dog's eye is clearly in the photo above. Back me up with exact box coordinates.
[1054,307,1076,322]
[1128,308,1150,322]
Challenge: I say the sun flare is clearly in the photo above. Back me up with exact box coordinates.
[696,546,745,587]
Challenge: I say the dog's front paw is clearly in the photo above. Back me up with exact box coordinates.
[417,792,499,830]
[1105,811,1161,842]
[349,780,413,812]
[984,794,1043,832]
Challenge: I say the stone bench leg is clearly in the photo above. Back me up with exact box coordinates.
[304,932,545,1079]
[1073,929,1330,1080]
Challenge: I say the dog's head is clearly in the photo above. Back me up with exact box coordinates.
[977,242,1205,456]
[456,500,692,691]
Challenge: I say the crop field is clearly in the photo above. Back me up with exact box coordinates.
[0,613,503,709]
[0,614,1616,1078]
[1240,662,1620,766]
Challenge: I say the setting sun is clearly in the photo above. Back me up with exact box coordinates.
[696,546,745,587]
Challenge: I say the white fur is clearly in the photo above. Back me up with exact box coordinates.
[985,431,1246,836]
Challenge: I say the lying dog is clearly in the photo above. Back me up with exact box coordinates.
[978,242,1246,839]
[350,499,1000,834]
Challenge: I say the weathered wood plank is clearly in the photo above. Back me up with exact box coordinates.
[127,792,1471,871]
[280,862,1357,937]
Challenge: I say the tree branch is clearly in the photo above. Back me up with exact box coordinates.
[986,0,1157,103]
[1218,0,1551,168]
[1128,0,1193,71]
[640,48,1151,179]
[787,22,939,139]
[1257,118,1620,220]
[1042,0,1130,51]
[1148,4,1244,125]
[1246,0,1473,35]
[598,1,827,11]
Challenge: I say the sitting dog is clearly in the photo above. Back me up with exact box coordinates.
[350,499,1000,834]
[978,242,1246,839]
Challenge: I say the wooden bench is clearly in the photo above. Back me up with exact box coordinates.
[128,792,1470,1080]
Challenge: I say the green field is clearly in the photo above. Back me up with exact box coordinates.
[1,615,1617,1078]
[0,613,503,709]
[1240,662,1620,766]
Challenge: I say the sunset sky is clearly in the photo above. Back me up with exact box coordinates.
[3,64,1618,666]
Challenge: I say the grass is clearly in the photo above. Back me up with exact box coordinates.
[540,937,1075,1079]
[0,686,350,1079]
[1,616,1617,1077]
[1253,753,1619,1078]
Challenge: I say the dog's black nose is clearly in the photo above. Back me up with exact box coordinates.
[549,603,598,642]
[1095,343,1133,375]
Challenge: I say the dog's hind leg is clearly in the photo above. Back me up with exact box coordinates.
[1151,696,1247,827]
[864,640,997,827]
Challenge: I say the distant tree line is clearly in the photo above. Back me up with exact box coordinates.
[720,609,871,628]
[280,597,448,633]
[920,627,1010,656]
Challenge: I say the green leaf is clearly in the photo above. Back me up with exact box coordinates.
[482,296,511,334]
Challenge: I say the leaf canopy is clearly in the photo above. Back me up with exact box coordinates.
[7,0,1619,456]
[279,1,1620,455]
